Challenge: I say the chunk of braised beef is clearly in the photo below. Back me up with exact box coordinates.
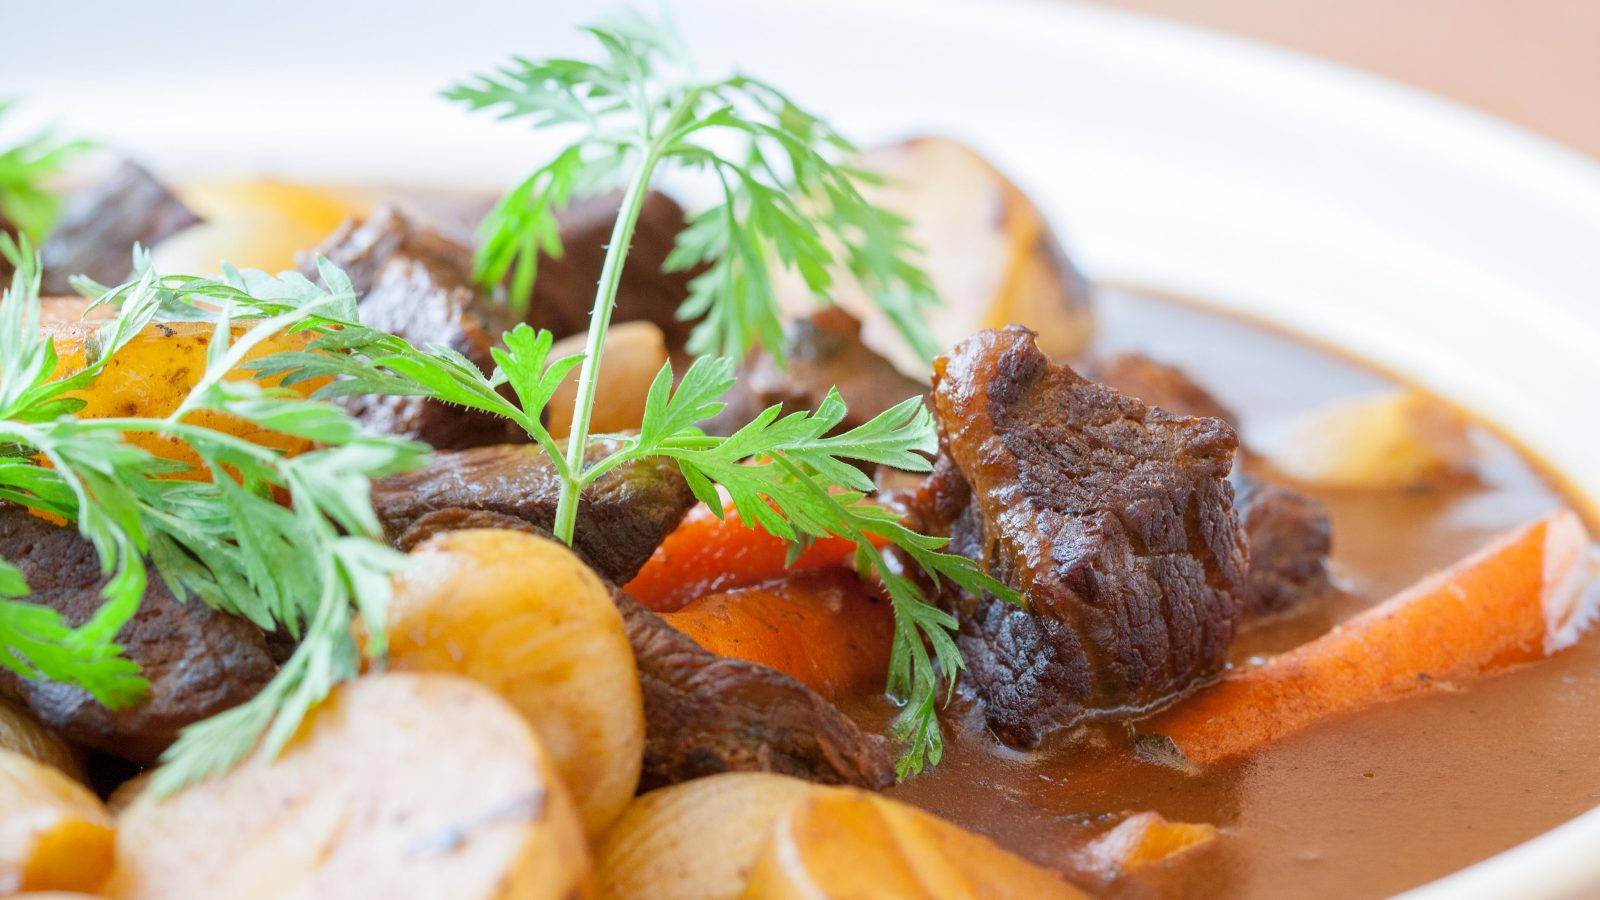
[307,206,524,449]
[927,327,1248,747]
[522,190,702,349]
[702,307,928,439]
[308,204,475,296]
[1087,351,1332,617]
[612,588,895,790]
[371,439,695,584]
[1087,352,1237,426]
[0,505,277,762]
[1237,480,1332,616]
[39,160,201,294]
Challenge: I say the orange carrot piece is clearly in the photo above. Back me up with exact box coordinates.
[1150,509,1595,766]
[625,503,860,612]
[659,568,894,697]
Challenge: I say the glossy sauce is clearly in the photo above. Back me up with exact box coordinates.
[366,187,1599,896]
[857,289,1600,898]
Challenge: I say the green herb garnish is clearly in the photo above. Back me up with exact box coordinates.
[0,101,91,243]
[334,14,998,775]
[445,13,940,366]
[0,237,425,793]
[0,12,1006,783]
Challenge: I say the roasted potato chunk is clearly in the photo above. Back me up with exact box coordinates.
[0,748,114,894]
[104,673,589,900]
[782,135,1093,377]
[152,179,366,274]
[546,321,669,439]
[595,773,816,900]
[45,320,325,477]
[1268,388,1475,489]
[384,529,645,840]
[745,788,1085,898]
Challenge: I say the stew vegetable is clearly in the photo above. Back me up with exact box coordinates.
[0,13,1596,899]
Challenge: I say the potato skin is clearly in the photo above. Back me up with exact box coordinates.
[384,529,645,840]
[152,179,367,274]
[1270,388,1474,489]
[45,320,325,477]
[0,748,115,894]
[779,135,1094,378]
[594,773,816,900]
[104,673,590,900]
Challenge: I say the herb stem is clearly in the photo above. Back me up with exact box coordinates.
[551,155,656,543]
[552,90,703,544]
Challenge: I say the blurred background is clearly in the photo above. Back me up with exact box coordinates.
[1096,0,1600,159]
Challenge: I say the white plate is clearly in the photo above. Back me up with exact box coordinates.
[12,1,1600,895]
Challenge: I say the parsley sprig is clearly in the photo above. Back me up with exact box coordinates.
[0,238,425,792]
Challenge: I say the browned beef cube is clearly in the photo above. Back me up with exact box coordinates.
[1087,352,1238,425]
[371,439,696,585]
[309,206,524,449]
[40,160,200,294]
[926,327,1248,747]
[703,307,928,440]
[613,589,895,790]
[523,191,701,349]
[1237,480,1333,616]
[0,505,277,762]
[1088,351,1332,617]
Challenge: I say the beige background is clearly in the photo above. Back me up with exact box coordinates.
[1091,0,1600,159]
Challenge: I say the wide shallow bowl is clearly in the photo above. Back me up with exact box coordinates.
[13,0,1600,895]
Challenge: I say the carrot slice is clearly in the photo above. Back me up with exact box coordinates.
[658,568,894,697]
[625,503,860,612]
[1150,509,1595,766]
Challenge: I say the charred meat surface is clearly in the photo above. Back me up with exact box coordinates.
[1088,352,1332,617]
[0,505,277,762]
[40,160,201,294]
[1236,480,1332,616]
[927,327,1248,747]
[613,588,895,791]
[372,439,696,584]
[523,190,701,349]
[703,307,928,438]
[1087,352,1237,426]
[308,205,523,449]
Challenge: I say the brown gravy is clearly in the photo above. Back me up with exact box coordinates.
[857,289,1600,898]
[375,187,1599,896]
